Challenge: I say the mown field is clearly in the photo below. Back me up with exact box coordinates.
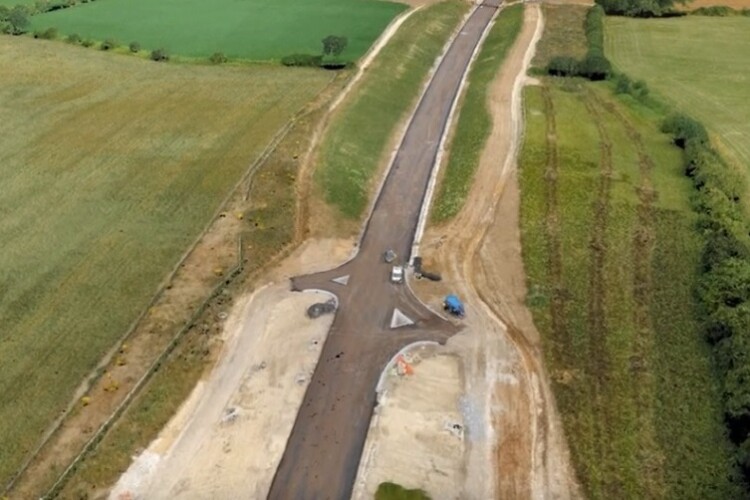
[316,0,468,219]
[519,80,742,498]
[430,3,523,222]
[605,16,750,176]
[28,0,405,60]
[0,35,331,488]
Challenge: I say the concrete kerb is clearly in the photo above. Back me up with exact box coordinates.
[374,341,442,398]
[410,4,506,263]
[349,3,480,258]
[288,4,482,282]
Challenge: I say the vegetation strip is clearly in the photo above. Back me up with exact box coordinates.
[316,0,469,220]
[430,3,523,222]
[520,80,742,497]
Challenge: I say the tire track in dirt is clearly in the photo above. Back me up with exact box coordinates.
[588,89,663,495]
[540,86,569,365]
[579,89,615,490]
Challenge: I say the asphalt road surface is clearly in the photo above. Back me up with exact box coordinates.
[268,3,500,498]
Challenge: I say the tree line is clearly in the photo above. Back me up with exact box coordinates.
[662,113,750,489]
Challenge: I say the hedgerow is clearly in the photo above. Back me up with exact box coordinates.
[662,112,750,487]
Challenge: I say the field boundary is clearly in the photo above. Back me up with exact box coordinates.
[2,74,338,497]
[44,237,244,498]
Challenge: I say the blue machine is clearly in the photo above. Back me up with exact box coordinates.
[443,294,465,318]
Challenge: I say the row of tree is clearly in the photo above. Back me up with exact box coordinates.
[596,0,689,17]
[662,113,750,486]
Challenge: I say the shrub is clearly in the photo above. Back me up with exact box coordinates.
[128,41,140,53]
[150,48,169,62]
[691,5,735,16]
[661,113,709,148]
[40,27,57,39]
[81,38,94,47]
[100,38,118,51]
[579,52,611,80]
[66,33,81,43]
[547,56,580,77]
[280,53,322,67]
[209,52,227,64]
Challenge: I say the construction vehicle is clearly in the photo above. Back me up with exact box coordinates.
[443,294,465,317]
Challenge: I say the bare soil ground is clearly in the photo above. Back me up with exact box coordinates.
[111,286,337,499]
[413,3,582,497]
[352,347,465,499]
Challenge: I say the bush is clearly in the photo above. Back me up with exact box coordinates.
[691,5,736,16]
[280,53,322,67]
[150,48,169,62]
[209,52,227,64]
[661,113,709,148]
[579,51,611,80]
[40,26,57,39]
[547,56,580,77]
[81,38,94,47]
[66,33,81,43]
[128,41,140,53]
[100,38,118,50]
[663,111,750,487]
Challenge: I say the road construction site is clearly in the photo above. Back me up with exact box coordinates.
[112,2,581,498]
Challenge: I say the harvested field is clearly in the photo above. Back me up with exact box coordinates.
[518,80,742,498]
[0,35,330,490]
[606,15,750,180]
[29,0,405,60]
[315,0,469,221]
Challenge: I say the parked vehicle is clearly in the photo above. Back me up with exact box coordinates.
[390,265,404,284]
[443,294,465,317]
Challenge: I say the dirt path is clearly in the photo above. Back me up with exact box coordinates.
[415,3,582,498]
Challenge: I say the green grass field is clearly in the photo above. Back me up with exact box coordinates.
[431,3,523,222]
[605,16,750,175]
[28,0,406,60]
[316,0,468,219]
[0,35,330,488]
[519,80,742,498]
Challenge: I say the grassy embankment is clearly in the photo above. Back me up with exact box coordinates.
[316,0,469,220]
[430,3,523,222]
[605,15,750,180]
[28,0,405,60]
[518,5,743,498]
[0,35,331,490]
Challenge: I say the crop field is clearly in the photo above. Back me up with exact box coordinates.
[316,0,468,220]
[605,16,750,176]
[430,3,523,222]
[519,81,741,498]
[28,0,406,60]
[0,35,330,488]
